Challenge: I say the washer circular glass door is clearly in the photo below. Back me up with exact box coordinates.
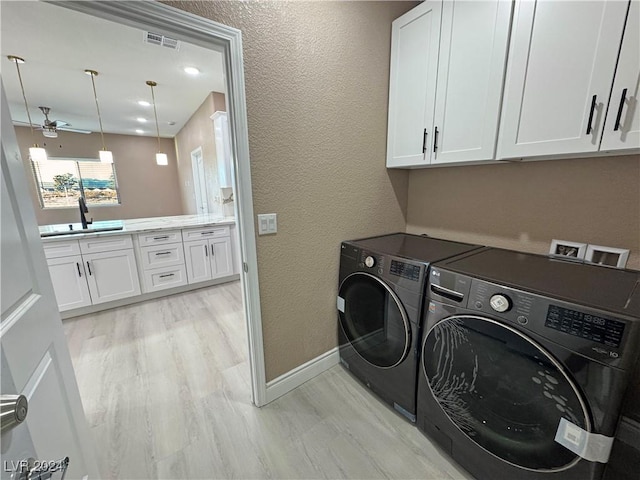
[422,315,590,471]
[338,272,410,369]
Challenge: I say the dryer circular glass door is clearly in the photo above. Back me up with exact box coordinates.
[422,315,590,472]
[338,272,411,369]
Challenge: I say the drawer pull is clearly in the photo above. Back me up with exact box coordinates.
[200,231,215,235]
[159,273,175,278]
[155,251,172,256]
[153,235,169,240]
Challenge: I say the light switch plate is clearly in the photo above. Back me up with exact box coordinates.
[257,213,277,235]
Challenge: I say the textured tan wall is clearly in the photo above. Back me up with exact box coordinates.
[164,1,415,380]
[15,126,183,225]
[406,155,640,270]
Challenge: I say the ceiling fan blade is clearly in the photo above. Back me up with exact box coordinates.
[57,126,92,134]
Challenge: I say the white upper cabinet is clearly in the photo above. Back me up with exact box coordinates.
[601,0,640,151]
[498,0,629,159]
[386,0,511,168]
[431,0,512,165]
[387,0,442,168]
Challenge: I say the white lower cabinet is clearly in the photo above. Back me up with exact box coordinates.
[83,249,141,305]
[44,236,141,311]
[44,223,238,313]
[184,236,233,284]
[47,255,92,312]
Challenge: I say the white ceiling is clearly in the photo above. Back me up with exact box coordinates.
[1,1,226,138]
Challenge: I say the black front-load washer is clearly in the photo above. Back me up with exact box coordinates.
[417,248,640,480]
[337,233,481,422]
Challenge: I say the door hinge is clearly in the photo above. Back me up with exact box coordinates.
[243,262,248,273]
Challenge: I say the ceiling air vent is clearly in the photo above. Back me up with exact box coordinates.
[144,31,180,50]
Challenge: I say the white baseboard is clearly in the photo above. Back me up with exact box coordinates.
[264,347,339,404]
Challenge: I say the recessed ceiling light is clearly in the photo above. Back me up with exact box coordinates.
[135,129,144,134]
[138,100,151,107]
[184,66,200,75]
[137,117,147,123]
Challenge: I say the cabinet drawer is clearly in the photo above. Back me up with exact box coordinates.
[137,230,182,246]
[142,265,188,293]
[43,240,81,259]
[79,235,133,254]
[140,243,185,270]
[182,225,230,242]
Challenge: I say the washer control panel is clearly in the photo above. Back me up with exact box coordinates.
[545,305,626,349]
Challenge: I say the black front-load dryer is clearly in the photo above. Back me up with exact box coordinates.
[417,248,640,480]
[337,233,481,422]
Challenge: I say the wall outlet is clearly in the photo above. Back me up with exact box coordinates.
[257,213,277,235]
[584,245,629,269]
[549,239,587,260]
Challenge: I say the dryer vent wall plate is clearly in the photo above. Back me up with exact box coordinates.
[584,245,629,269]
[549,239,587,260]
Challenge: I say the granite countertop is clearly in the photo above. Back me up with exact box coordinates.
[39,214,236,242]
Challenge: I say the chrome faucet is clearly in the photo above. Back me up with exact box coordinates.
[79,196,93,229]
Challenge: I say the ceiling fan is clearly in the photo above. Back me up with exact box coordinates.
[15,106,92,138]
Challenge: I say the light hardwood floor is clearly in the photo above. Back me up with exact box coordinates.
[64,281,471,479]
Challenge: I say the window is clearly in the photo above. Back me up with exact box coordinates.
[32,158,120,208]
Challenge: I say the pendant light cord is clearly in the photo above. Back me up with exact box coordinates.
[149,82,162,152]
[88,71,107,151]
[10,56,36,143]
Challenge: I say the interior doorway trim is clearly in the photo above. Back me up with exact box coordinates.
[49,0,268,406]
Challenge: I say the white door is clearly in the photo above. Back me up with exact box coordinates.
[191,147,209,214]
[47,255,92,312]
[601,0,640,151]
[210,237,233,279]
[184,239,212,284]
[431,0,512,165]
[83,249,141,305]
[386,0,442,168]
[498,0,628,159]
[1,86,98,478]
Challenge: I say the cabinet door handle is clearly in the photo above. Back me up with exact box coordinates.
[204,244,208,257]
[614,88,627,131]
[86,261,92,276]
[433,126,439,152]
[586,95,597,134]
[155,251,172,256]
[76,262,82,277]
[422,128,428,154]
[211,245,215,256]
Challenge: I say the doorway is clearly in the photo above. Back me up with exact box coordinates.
[191,147,209,215]
[1,0,266,408]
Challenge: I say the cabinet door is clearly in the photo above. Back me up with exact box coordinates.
[601,0,640,151]
[210,237,233,279]
[84,249,141,305]
[431,0,512,164]
[184,239,212,284]
[498,0,629,158]
[387,0,442,168]
[47,255,92,311]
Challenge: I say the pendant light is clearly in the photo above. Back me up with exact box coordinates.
[7,55,47,161]
[85,69,113,163]
[146,80,168,165]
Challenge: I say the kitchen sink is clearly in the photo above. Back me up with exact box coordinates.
[39,220,124,237]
